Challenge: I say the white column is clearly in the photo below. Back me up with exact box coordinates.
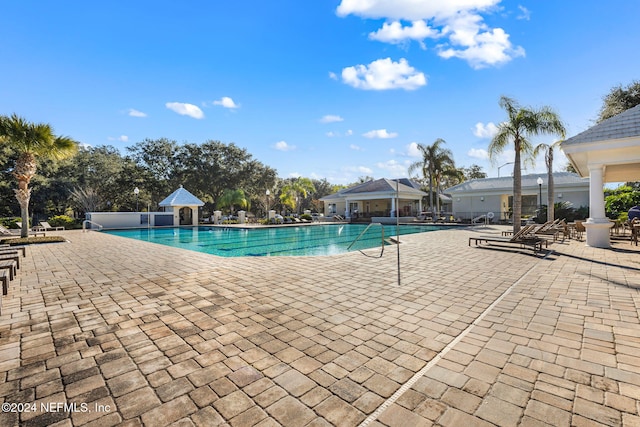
[584,164,612,248]
[418,199,422,214]
[345,199,350,218]
[391,197,396,217]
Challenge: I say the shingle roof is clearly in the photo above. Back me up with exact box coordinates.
[563,104,640,146]
[341,178,425,195]
[320,178,426,200]
[445,172,587,193]
[158,186,204,207]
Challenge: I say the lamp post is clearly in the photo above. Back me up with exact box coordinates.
[265,189,270,217]
[134,187,139,212]
[498,162,514,177]
[536,177,543,219]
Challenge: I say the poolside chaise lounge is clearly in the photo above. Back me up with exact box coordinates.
[469,224,546,253]
[1,224,46,237]
[40,221,65,231]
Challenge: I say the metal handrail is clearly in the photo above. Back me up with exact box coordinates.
[82,220,103,232]
[347,222,385,256]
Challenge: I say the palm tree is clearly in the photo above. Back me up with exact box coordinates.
[489,97,565,233]
[280,177,316,214]
[217,188,248,215]
[534,140,564,222]
[408,138,455,213]
[0,114,78,237]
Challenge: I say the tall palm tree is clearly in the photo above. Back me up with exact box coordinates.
[489,97,565,233]
[534,140,564,222]
[408,138,455,213]
[0,114,78,237]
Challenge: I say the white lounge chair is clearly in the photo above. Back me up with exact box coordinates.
[40,221,65,231]
[0,224,45,237]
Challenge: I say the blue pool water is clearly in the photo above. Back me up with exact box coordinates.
[104,224,451,257]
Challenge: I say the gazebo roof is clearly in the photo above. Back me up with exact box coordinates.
[561,104,640,181]
[563,104,640,146]
[158,185,204,207]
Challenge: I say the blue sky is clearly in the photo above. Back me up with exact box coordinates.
[2,1,639,185]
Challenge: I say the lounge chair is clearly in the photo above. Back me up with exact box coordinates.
[469,224,546,254]
[39,221,65,231]
[0,224,45,238]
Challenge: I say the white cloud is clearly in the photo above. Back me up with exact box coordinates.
[288,172,301,178]
[344,165,374,174]
[328,71,338,80]
[350,144,363,151]
[165,102,204,119]
[79,142,92,149]
[320,114,344,123]
[108,135,129,142]
[128,108,147,118]
[369,21,440,49]
[363,129,398,139]
[473,122,499,138]
[326,131,337,137]
[406,142,421,157]
[273,140,296,151]
[336,0,525,69]
[213,96,239,109]
[342,58,426,91]
[438,25,525,69]
[375,159,409,176]
[517,5,531,20]
[345,129,353,136]
[468,148,489,160]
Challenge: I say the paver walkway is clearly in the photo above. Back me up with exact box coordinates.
[0,226,639,426]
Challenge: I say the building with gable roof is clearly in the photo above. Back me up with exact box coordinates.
[445,172,589,222]
[320,178,428,221]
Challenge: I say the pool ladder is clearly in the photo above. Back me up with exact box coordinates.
[82,220,104,232]
[347,222,385,257]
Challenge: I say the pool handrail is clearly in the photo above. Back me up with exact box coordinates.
[347,222,385,252]
[82,220,104,232]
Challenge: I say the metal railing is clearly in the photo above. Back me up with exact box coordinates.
[82,220,103,232]
[347,222,385,257]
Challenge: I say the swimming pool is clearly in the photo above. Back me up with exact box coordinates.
[104,224,451,257]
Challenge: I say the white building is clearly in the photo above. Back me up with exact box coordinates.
[320,178,428,222]
[86,185,204,229]
[445,172,590,222]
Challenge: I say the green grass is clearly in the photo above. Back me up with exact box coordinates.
[0,236,66,245]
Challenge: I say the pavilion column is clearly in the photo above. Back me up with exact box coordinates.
[345,199,350,218]
[584,164,612,248]
[390,197,396,217]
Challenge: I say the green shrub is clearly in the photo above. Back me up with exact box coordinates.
[300,214,312,221]
[0,217,22,229]
[48,215,75,228]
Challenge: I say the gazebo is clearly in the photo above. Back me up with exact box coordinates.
[562,104,640,247]
[158,185,204,226]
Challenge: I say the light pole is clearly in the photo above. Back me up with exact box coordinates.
[537,177,543,220]
[498,162,514,177]
[134,187,139,212]
[265,189,270,217]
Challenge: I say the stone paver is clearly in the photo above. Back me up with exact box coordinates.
[0,227,639,426]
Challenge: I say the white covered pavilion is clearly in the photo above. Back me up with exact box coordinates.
[562,104,640,248]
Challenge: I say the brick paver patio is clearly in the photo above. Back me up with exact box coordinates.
[0,226,639,426]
